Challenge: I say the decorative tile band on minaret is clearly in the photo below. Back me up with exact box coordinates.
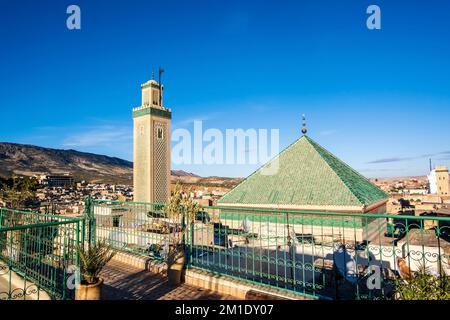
[133,70,171,204]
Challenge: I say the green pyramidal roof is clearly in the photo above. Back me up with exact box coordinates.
[218,135,388,209]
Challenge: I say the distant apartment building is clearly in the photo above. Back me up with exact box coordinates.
[428,165,450,197]
[405,188,427,195]
[436,166,450,196]
[45,175,74,188]
[428,169,437,194]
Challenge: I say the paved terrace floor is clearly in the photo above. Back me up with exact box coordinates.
[100,260,235,300]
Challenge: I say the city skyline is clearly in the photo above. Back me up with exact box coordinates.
[1,0,450,178]
[1,1,450,304]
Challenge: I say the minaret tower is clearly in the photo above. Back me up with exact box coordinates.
[133,68,171,203]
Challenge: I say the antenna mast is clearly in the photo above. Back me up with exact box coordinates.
[158,66,164,107]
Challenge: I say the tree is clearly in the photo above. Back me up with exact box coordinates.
[0,175,39,209]
[164,182,200,268]
[0,175,39,258]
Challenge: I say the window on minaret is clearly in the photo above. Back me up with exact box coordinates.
[143,91,149,106]
[157,128,163,139]
[153,90,159,105]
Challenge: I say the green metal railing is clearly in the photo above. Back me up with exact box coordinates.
[90,199,171,259]
[88,199,450,300]
[0,208,82,300]
[189,207,450,299]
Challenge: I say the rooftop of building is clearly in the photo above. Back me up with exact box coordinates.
[218,135,388,211]
[398,229,450,249]
[435,166,449,172]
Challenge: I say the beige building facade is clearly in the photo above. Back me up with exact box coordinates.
[133,78,171,204]
[436,166,450,197]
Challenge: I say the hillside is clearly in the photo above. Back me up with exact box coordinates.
[0,142,134,184]
[0,142,240,187]
[0,142,199,185]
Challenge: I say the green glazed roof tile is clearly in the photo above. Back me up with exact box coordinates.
[218,135,388,208]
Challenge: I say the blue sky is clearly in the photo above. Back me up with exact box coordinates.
[1,0,450,178]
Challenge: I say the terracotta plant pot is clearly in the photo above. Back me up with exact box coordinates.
[167,254,186,286]
[75,278,104,300]
[168,263,184,286]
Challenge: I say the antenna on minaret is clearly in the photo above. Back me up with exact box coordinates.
[429,158,432,172]
[301,114,307,135]
[151,70,155,80]
[158,66,164,106]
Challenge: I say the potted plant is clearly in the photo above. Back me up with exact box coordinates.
[166,242,186,286]
[393,263,450,300]
[164,183,200,286]
[75,239,116,300]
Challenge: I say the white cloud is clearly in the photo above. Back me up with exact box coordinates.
[319,130,337,136]
[62,126,132,148]
[173,112,224,128]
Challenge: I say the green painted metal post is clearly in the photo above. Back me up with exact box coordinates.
[189,221,194,267]
[83,196,93,247]
[181,205,186,248]
[75,220,80,266]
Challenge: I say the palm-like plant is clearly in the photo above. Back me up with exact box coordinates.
[77,240,116,284]
[394,264,450,300]
[164,183,200,268]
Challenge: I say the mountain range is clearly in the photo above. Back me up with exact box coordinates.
[0,142,200,185]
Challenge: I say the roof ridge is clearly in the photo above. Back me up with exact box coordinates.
[305,136,388,205]
[303,136,364,205]
[218,135,388,208]
[218,135,307,201]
